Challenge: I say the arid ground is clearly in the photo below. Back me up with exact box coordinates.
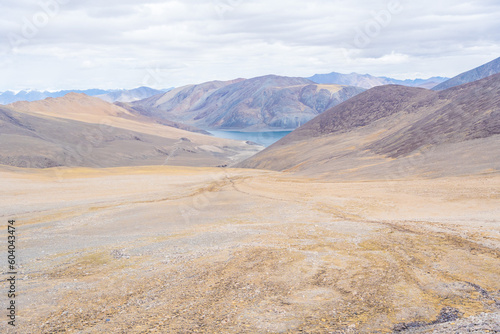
[1,166,499,333]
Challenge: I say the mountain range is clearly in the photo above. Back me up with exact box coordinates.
[2,56,500,174]
[307,72,448,89]
[239,72,500,179]
[95,87,170,103]
[127,75,365,130]
[0,87,170,104]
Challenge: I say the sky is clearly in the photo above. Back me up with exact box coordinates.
[1,0,500,91]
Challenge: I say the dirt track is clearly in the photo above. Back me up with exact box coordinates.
[1,166,499,333]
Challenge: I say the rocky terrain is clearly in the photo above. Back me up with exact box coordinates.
[128,75,365,130]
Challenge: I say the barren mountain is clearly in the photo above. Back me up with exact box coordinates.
[128,79,245,118]
[432,56,500,90]
[239,73,500,179]
[10,92,135,121]
[129,75,365,130]
[9,93,213,137]
[2,94,262,168]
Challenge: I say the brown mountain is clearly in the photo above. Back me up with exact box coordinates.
[1,94,262,168]
[8,92,216,138]
[128,75,365,130]
[238,73,500,179]
[126,79,244,120]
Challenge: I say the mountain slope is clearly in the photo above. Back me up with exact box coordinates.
[307,72,448,89]
[9,92,207,138]
[114,102,211,135]
[238,74,500,179]
[130,75,365,130]
[432,56,500,90]
[2,94,262,168]
[0,106,180,168]
[129,79,245,117]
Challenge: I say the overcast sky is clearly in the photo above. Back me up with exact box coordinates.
[1,0,500,91]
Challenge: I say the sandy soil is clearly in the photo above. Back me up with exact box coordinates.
[1,166,499,333]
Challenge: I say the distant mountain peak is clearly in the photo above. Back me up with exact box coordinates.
[0,87,169,105]
[95,87,167,103]
[307,72,448,89]
[63,92,88,98]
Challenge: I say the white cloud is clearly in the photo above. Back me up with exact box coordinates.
[1,0,500,90]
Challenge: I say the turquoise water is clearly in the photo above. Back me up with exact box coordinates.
[208,130,292,147]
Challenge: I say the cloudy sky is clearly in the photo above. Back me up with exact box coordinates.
[1,0,500,91]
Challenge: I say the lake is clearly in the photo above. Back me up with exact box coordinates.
[208,130,292,147]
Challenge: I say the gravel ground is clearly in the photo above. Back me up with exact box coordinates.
[1,167,499,333]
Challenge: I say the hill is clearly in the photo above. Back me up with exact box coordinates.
[2,94,262,168]
[432,56,500,90]
[129,75,365,130]
[238,73,500,179]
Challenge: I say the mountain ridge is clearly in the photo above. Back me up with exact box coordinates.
[432,56,500,90]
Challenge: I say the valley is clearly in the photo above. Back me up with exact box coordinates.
[2,56,500,333]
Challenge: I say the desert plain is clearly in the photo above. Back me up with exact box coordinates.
[1,165,499,333]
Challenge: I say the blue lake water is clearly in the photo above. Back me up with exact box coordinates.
[208,130,292,147]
